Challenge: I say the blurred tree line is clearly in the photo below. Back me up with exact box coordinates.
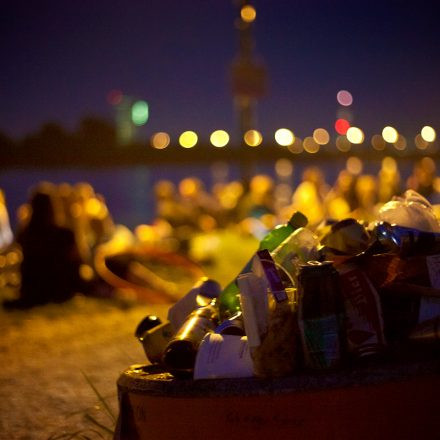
[2,116,438,168]
[0,116,149,168]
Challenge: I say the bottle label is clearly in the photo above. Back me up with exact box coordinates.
[338,266,386,356]
[300,314,341,369]
[253,249,288,302]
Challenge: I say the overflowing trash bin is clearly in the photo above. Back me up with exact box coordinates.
[115,189,440,439]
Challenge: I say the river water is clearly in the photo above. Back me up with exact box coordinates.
[0,159,413,231]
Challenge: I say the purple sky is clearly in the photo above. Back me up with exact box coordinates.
[2,0,440,143]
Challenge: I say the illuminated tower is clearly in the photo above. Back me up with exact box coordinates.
[230,1,267,145]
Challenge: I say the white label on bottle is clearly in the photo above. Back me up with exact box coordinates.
[419,255,440,322]
[193,334,254,380]
[237,272,268,348]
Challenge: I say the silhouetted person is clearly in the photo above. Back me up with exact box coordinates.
[5,184,84,308]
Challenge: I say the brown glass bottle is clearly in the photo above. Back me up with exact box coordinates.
[162,302,218,378]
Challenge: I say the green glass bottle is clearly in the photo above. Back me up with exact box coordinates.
[218,211,308,321]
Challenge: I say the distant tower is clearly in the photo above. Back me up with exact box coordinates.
[230,1,267,145]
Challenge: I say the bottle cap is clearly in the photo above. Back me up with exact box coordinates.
[287,211,308,229]
[135,315,162,340]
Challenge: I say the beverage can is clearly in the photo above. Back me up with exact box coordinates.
[297,261,344,370]
[338,265,386,358]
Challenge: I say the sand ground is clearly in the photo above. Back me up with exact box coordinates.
[0,230,257,439]
[0,296,169,439]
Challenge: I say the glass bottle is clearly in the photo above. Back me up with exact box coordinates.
[162,301,218,378]
[135,315,173,365]
[217,211,308,321]
[271,227,319,279]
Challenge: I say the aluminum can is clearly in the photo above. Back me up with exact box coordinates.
[338,265,386,358]
[297,261,344,370]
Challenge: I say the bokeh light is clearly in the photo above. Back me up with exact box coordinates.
[421,126,436,142]
[241,5,256,22]
[335,118,350,135]
[346,127,364,144]
[346,156,363,175]
[151,132,170,149]
[336,90,353,106]
[85,198,102,217]
[313,128,330,145]
[421,156,436,174]
[274,128,295,146]
[244,129,262,147]
[135,224,155,242]
[288,137,303,154]
[179,177,200,197]
[382,156,397,172]
[393,134,407,150]
[179,131,198,148]
[210,130,230,147]
[275,158,293,178]
[415,134,429,150]
[303,137,320,153]
[371,134,386,150]
[131,100,149,126]
[382,126,398,143]
[336,135,351,152]
[79,264,94,281]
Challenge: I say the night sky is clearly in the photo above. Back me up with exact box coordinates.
[2,0,440,143]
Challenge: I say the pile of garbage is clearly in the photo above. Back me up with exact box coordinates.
[135,190,440,380]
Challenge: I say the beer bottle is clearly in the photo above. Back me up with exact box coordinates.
[162,301,218,378]
[135,315,173,365]
[271,227,319,279]
[217,211,308,321]
[167,277,221,331]
[259,210,308,252]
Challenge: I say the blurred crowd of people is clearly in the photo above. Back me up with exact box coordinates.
[2,181,116,308]
[1,155,439,308]
[153,156,440,244]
